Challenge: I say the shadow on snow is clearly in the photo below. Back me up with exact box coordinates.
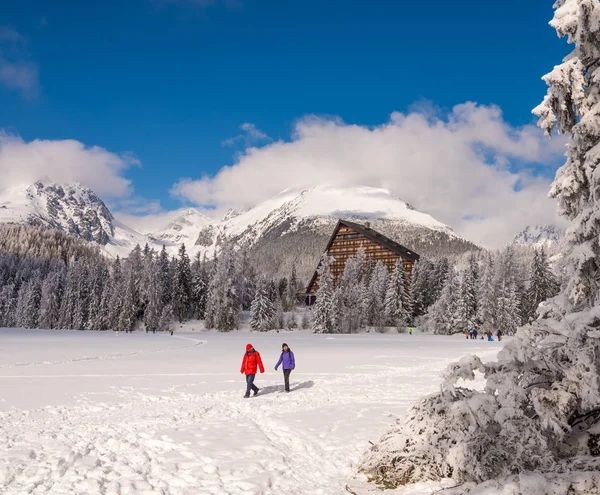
[257,380,315,396]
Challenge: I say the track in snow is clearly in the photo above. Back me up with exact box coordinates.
[0,332,502,495]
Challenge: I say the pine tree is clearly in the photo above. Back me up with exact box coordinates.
[476,252,495,330]
[86,262,108,330]
[173,244,192,322]
[107,257,124,330]
[205,243,241,332]
[158,303,174,331]
[72,261,90,330]
[409,260,427,317]
[385,263,409,328]
[16,276,42,328]
[456,255,478,332]
[427,268,460,335]
[190,254,208,320]
[400,266,413,322]
[526,248,560,322]
[58,258,79,329]
[157,246,172,308]
[39,270,64,329]
[250,279,275,331]
[337,248,366,333]
[366,262,389,328]
[312,254,336,333]
[118,266,137,331]
[144,258,162,330]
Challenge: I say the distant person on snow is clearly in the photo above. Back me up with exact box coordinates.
[274,343,295,393]
[240,344,264,398]
[497,330,503,341]
[170,329,174,336]
[409,328,413,335]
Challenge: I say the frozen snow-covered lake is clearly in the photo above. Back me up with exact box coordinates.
[0,329,503,495]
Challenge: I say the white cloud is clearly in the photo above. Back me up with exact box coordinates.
[114,209,183,234]
[171,103,568,247]
[222,122,271,147]
[0,132,137,199]
[0,27,39,98]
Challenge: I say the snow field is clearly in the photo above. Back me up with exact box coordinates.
[0,329,502,494]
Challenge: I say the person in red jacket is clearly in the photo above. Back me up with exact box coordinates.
[240,343,265,398]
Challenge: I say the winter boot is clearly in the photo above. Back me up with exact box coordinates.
[253,388,259,397]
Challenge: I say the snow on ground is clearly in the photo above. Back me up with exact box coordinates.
[0,329,503,495]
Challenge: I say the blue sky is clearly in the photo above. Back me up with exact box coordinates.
[0,0,570,244]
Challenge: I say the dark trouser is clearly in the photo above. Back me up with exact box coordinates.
[283,369,292,392]
[245,374,258,396]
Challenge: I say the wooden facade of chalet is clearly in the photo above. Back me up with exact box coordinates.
[305,220,420,302]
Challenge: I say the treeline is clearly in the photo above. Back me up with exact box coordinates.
[0,224,560,335]
[312,245,560,334]
[0,225,301,331]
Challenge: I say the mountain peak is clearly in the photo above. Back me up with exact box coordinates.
[0,181,116,245]
[513,224,564,248]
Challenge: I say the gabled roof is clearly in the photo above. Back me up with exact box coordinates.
[332,220,420,262]
[305,220,420,294]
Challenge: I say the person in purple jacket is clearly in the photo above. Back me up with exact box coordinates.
[274,343,295,393]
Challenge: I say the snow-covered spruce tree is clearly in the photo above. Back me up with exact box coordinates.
[72,260,90,330]
[337,248,367,333]
[476,251,496,331]
[526,247,560,322]
[366,261,389,329]
[250,279,275,331]
[144,257,162,330]
[38,270,64,329]
[385,263,409,328]
[204,242,241,332]
[191,253,208,320]
[426,268,461,334]
[107,256,124,330]
[312,254,336,333]
[457,254,479,331]
[157,246,172,308]
[118,265,137,332]
[158,303,174,331]
[361,2,600,489]
[400,266,413,322]
[173,244,192,322]
[58,258,79,329]
[492,245,525,335]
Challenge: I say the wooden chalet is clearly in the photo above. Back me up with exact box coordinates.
[304,220,420,303]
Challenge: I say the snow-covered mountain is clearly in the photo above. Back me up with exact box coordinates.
[197,185,478,280]
[0,182,478,280]
[513,224,565,249]
[218,185,456,245]
[149,208,213,247]
[0,181,149,257]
